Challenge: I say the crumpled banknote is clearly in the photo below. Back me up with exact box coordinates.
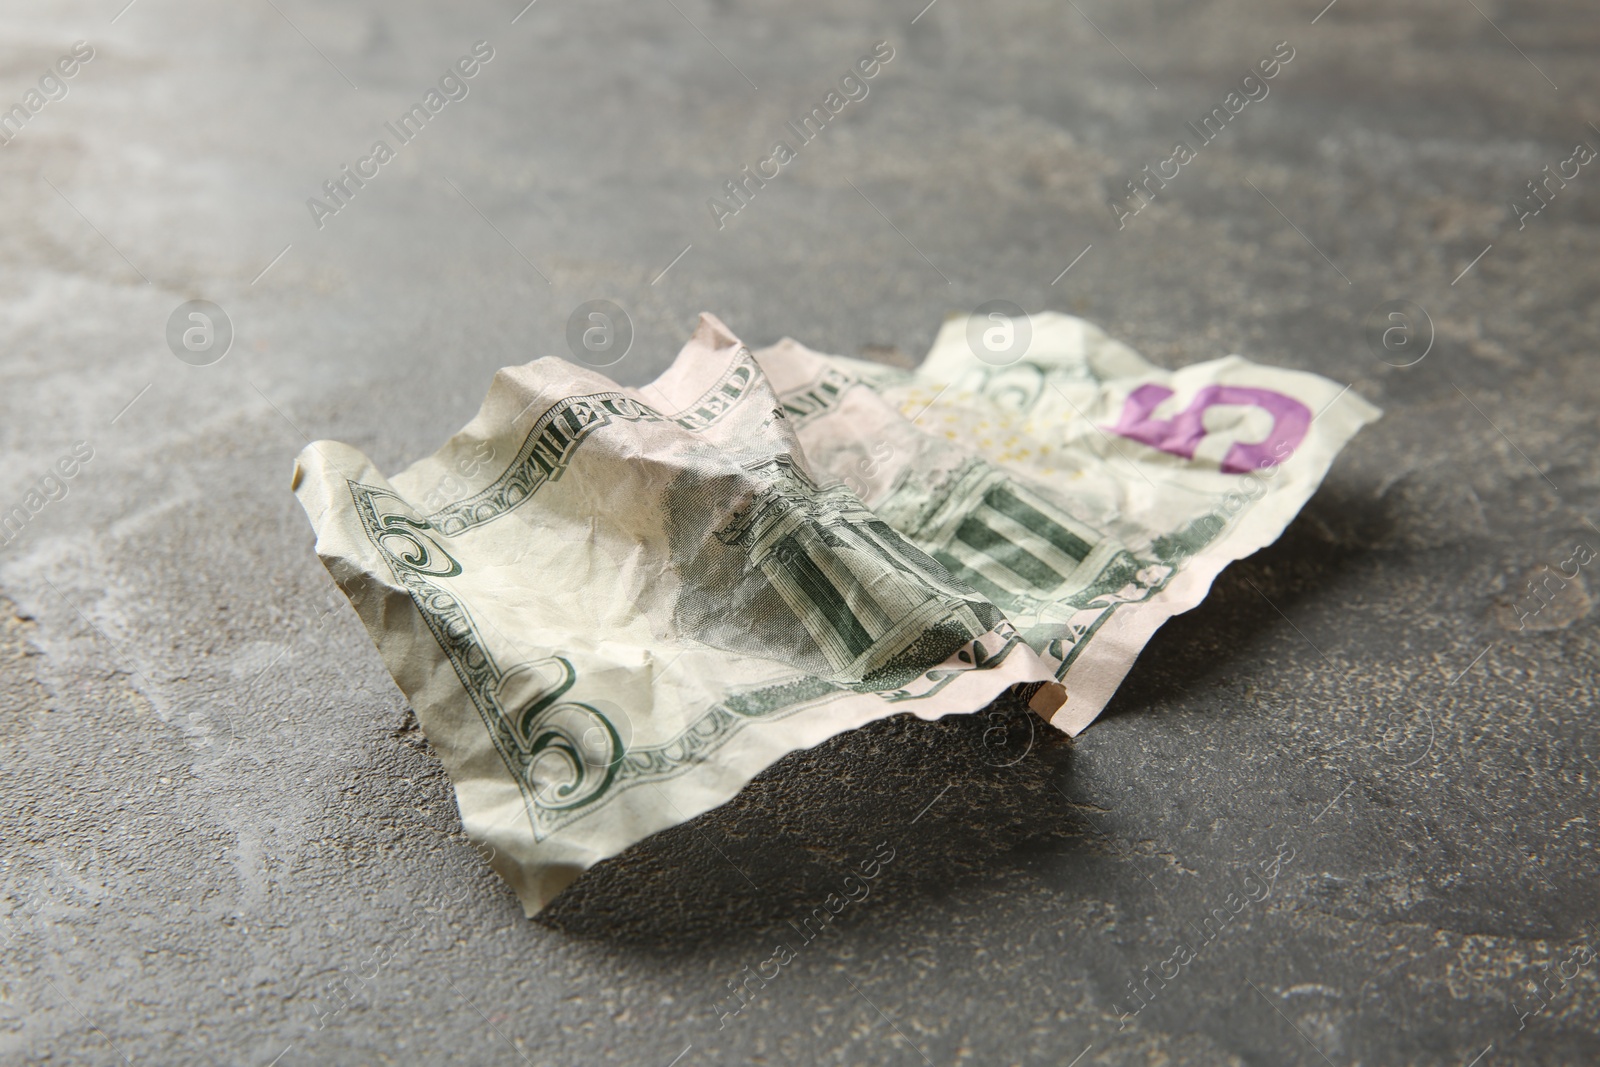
[292,311,1377,914]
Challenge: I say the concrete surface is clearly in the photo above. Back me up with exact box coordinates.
[2,0,1597,1064]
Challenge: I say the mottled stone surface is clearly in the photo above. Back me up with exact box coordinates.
[1,1,1596,1064]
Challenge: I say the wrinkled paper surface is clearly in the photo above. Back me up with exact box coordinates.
[293,312,1377,914]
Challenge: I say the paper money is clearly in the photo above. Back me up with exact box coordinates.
[292,312,1376,914]
[764,311,1380,734]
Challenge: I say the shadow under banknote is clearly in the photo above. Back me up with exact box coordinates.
[1096,492,1393,723]
[536,686,1091,955]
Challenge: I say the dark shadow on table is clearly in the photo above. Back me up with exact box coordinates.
[538,689,1100,957]
[1096,482,1393,723]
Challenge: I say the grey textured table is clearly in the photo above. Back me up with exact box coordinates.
[2,1,1597,1064]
